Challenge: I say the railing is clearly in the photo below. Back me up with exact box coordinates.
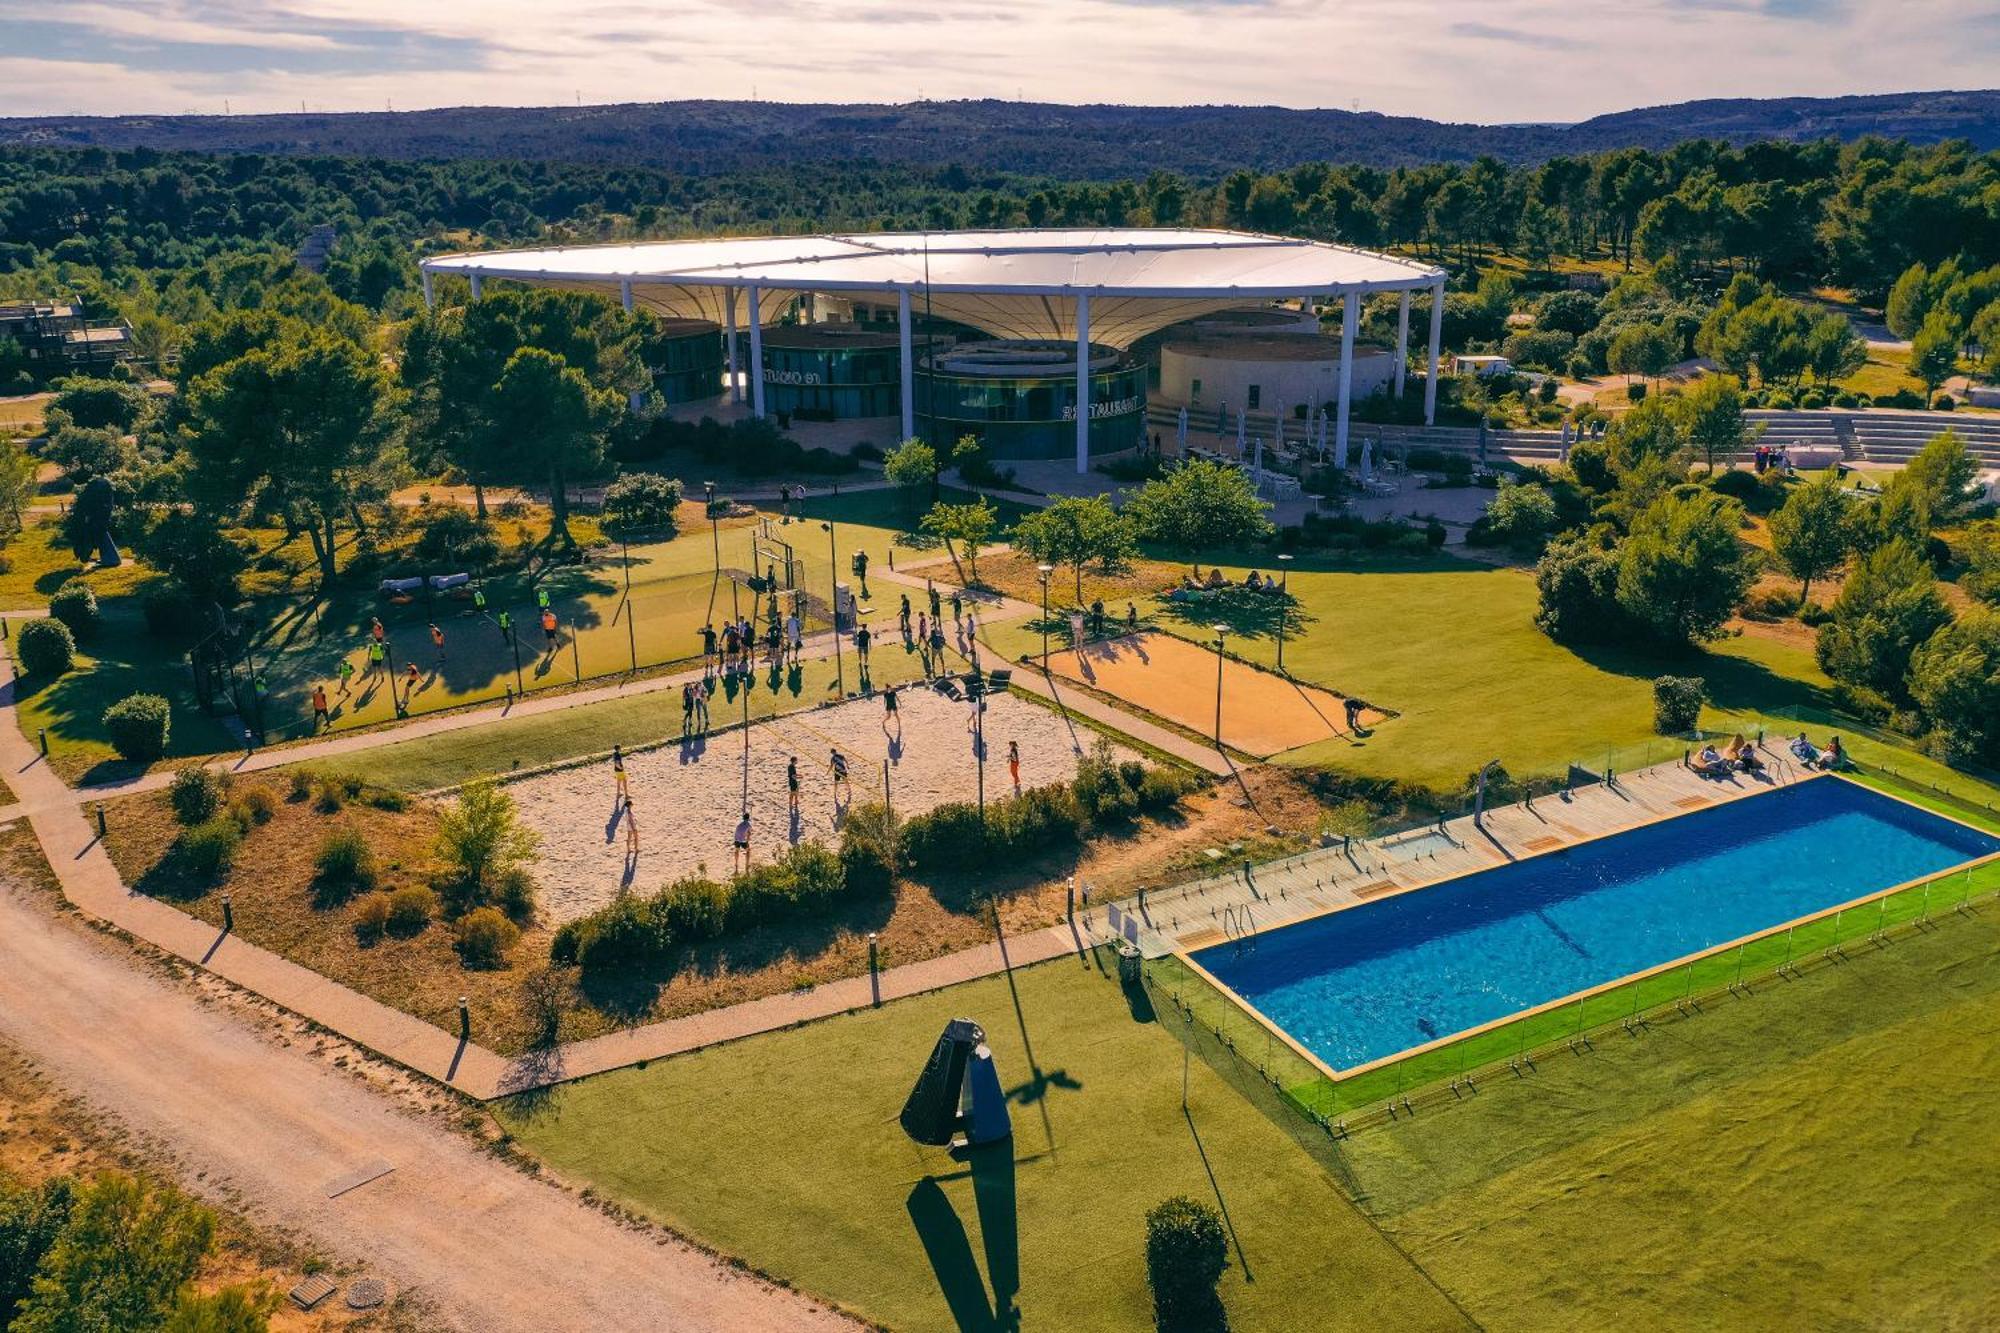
[1142,852,2000,1139]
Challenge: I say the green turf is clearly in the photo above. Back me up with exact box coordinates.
[494,957,1470,1333]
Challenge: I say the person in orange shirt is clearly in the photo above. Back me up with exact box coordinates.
[312,684,331,731]
[541,607,559,653]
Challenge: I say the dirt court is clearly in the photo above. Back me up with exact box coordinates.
[1045,630,1382,758]
[503,686,1135,923]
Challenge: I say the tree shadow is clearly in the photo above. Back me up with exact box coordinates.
[1153,586,1316,644]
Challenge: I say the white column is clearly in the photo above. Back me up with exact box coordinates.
[747,283,766,419]
[898,287,915,440]
[1423,279,1445,426]
[421,268,434,310]
[1335,292,1358,465]
[620,278,633,312]
[1074,293,1092,475]
[725,288,741,406]
[1395,290,1411,399]
[468,273,483,301]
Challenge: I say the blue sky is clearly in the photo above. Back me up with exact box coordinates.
[0,0,1991,121]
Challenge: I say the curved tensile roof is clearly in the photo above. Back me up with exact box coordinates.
[420,229,1445,348]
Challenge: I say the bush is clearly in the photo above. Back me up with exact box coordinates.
[1145,1196,1229,1333]
[1741,585,1802,619]
[492,864,538,921]
[139,582,200,638]
[1626,382,1647,402]
[602,471,685,538]
[1766,391,1796,410]
[237,786,276,824]
[48,579,100,641]
[411,506,501,567]
[1533,534,1625,644]
[351,891,392,938]
[16,617,75,676]
[455,907,521,969]
[1798,390,1828,410]
[102,692,170,761]
[176,817,240,880]
[1652,675,1706,734]
[386,885,438,934]
[168,767,223,825]
[838,802,901,897]
[313,828,377,897]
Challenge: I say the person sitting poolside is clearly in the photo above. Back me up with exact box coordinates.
[1205,567,1228,588]
[1244,570,1263,590]
[1695,744,1730,777]
[1823,735,1851,770]
[1737,740,1764,772]
[1790,732,1822,767]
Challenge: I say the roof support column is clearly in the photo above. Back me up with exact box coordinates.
[1423,279,1444,426]
[421,268,434,310]
[620,280,641,411]
[1075,293,1092,475]
[724,288,741,406]
[1395,290,1411,399]
[898,287,915,441]
[1335,291,1358,467]
[747,283,766,420]
[468,274,483,301]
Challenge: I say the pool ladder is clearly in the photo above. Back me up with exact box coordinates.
[1222,903,1258,954]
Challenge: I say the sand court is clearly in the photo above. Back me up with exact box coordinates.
[1043,630,1383,758]
[500,685,1136,924]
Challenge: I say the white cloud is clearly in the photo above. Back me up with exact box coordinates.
[0,0,1992,122]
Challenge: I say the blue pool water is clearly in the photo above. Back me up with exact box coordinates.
[1192,778,2000,1071]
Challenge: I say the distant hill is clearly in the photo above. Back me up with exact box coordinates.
[4,91,1995,179]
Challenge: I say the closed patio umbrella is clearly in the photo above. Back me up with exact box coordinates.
[1176,406,1188,453]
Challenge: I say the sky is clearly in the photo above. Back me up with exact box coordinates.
[0,0,1995,124]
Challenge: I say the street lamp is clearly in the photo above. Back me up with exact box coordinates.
[822,520,843,697]
[1275,553,1293,672]
[1212,624,1228,746]
[1036,564,1054,670]
[703,481,719,577]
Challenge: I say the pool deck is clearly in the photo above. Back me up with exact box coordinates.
[1083,742,1816,959]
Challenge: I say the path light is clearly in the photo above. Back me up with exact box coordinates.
[1037,564,1054,667]
[1275,553,1293,672]
[1212,625,1228,746]
[822,521,843,697]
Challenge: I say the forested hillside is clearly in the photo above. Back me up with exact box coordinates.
[2,90,1996,179]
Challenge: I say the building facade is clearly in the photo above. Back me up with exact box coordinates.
[916,341,1147,459]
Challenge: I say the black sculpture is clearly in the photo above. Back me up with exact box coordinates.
[899,1018,1011,1147]
[69,475,121,568]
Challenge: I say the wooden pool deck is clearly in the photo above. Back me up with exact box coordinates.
[1080,742,1816,959]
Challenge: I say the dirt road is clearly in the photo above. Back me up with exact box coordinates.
[0,880,852,1333]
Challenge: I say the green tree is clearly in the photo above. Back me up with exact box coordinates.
[1961,520,2000,606]
[601,471,684,538]
[881,437,940,504]
[435,780,539,911]
[1876,429,1978,543]
[1679,374,1754,473]
[1144,1196,1229,1333]
[919,497,1000,583]
[1482,481,1558,551]
[141,509,252,607]
[182,325,402,584]
[1884,261,1932,340]
[1534,533,1626,644]
[1,1177,74,1324]
[1615,489,1753,644]
[1767,471,1853,603]
[1010,495,1134,601]
[1803,314,1867,386]
[1607,322,1678,386]
[48,377,149,433]
[1909,311,1960,405]
[1970,301,2000,380]
[0,434,39,537]
[1907,610,2000,763]
[1815,539,1952,701]
[1123,460,1271,553]
[489,347,620,544]
[14,1173,216,1333]
[1605,395,1687,472]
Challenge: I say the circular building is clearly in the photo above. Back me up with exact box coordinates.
[757,323,907,419]
[646,317,725,403]
[421,229,1448,473]
[916,341,1147,459]
[1159,332,1398,419]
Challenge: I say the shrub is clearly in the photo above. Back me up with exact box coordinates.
[102,693,170,761]
[313,828,377,897]
[48,579,100,641]
[900,801,988,871]
[1652,675,1706,734]
[1144,1196,1229,1333]
[455,907,521,969]
[287,769,314,801]
[168,767,223,825]
[176,817,240,880]
[139,582,200,638]
[1741,585,1802,619]
[492,865,538,921]
[16,617,75,676]
[838,802,901,897]
[1766,391,1796,409]
[1073,741,1141,823]
[412,505,501,566]
[386,884,438,934]
[558,895,672,971]
[1626,382,1647,402]
[601,471,685,538]
[1137,765,1200,811]
[351,891,392,938]
[658,875,730,942]
[1798,390,1828,410]
[234,787,275,825]
[1533,534,1625,644]
[435,781,539,913]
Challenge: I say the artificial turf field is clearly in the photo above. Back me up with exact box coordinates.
[497,908,2000,1331]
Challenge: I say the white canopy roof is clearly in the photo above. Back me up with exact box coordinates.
[421,229,1444,349]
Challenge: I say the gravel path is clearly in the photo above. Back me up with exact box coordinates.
[506,686,1132,923]
[0,880,853,1333]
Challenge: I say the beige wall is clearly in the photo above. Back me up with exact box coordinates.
[1159,345,1398,414]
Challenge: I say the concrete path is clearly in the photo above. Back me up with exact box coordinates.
[0,881,852,1332]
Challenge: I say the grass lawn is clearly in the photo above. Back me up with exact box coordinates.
[982,547,1833,793]
[496,955,1470,1332]
[1837,343,1922,400]
[1334,904,2000,1330]
[0,517,161,611]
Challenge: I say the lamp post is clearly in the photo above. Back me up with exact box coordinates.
[1212,624,1227,746]
[822,520,843,697]
[1275,553,1293,672]
[703,480,719,578]
[1037,564,1054,670]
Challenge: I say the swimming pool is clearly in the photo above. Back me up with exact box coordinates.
[1189,777,2000,1073]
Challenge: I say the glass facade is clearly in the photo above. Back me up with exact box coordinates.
[647,320,725,403]
[758,326,906,419]
[916,342,1148,459]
